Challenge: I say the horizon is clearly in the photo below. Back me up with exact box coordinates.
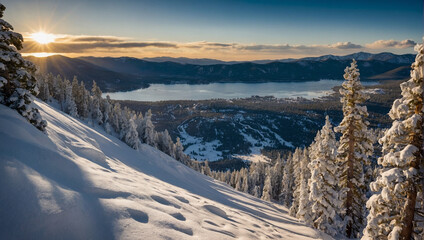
[4,0,423,60]
[23,50,416,62]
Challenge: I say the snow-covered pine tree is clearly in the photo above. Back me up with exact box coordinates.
[249,162,265,198]
[270,153,283,201]
[296,148,312,222]
[110,102,122,133]
[175,137,190,164]
[102,96,113,133]
[280,152,295,207]
[230,170,237,188]
[309,116,342,236]
[235,170,243,191]
[157,129,175,157]
[71,76,81,112]
[91,80,103,125]
[289,147,303,216]
[124,115,142,150]
[202,160,211,176]
[79,81,90,119]
[36,74,51,102]
[262,169,272,201]
[0,4,46,131]
[55,75,66,110]
[141,109,156,146]
[362,43,424,240]
[242,169,249,193]
[335,59,374,238]
[64,79,78,117]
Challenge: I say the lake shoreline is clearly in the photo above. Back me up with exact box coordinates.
[104,80,378,102]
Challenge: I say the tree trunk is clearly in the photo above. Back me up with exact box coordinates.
[345,121,355,238]
[399,66,423,239]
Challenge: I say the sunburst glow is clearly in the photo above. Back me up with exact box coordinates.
[30,32,56,44]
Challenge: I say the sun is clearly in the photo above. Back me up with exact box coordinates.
[30,32,56,44]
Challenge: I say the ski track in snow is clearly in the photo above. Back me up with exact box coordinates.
[0,100,331,240]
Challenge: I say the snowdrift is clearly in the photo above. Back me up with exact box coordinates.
[0,100,329,239]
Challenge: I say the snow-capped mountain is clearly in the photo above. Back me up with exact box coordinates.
[295,52,414,64]
[0,100,330,239]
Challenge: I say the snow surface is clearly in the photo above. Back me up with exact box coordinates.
[178,113,293,163]
[0,100,331,240]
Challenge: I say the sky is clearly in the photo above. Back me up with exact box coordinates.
[3,0,423,60]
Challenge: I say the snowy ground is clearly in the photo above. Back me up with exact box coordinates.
[0,100,331,240]
[178,113,294,163]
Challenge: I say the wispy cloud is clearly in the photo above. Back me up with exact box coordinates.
[365,39,416,49]
[329,42,362,49]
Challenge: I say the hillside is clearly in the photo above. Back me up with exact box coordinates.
[26,52,413,92]
[0,101,330,239]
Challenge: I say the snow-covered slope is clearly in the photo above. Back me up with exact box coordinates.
[0,100,330,240]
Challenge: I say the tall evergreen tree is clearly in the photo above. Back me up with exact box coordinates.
[309,116,342,236]
[261,171,272,201]
[91,80,103,125]
[335,59,374,238]
[64,79,78,117]
[289,148,303,216]
[296,148,312,222]
[141,109,156,146]
[79,82,90,119]
[363,43,424,240]
[270,154,283,201]
[0,4,46,131]
[125,115,141,150]
[280,152,295,207]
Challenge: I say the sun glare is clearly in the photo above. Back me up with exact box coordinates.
[30,32,56,44]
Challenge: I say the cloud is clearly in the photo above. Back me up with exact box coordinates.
[21,34,179,53]
[365,39,416,49]
[329,42,362,49]
[20,33,417,60]
[59,36,127,43]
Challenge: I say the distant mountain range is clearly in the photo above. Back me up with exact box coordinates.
[141,52,415,65]
[26,52,414,92]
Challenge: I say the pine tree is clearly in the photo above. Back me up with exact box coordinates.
[79,82,90,119]
[261,170,272,201]
[0,4,46,131]
[37,74,50,102]
[242,169,249,193]
[141,109,156,146]
[270,154,283,201]
[157,129,175,157]
[296,148,312,222]
[91,80,103,125]
[175,137,186,163]
[249,162,265,198]
[64,79,78,117]
[309,116,342,236]
[102,96,113,133]
[124,115,142,150]
[289,148,303,216]
[202,160,211,176]
[335,59,374,238]
[280,152,295,207]
[55,75,66,110]
[362,43,424,240]
[235,170,243,191]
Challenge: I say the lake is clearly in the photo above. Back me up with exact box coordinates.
[104,80,378,102]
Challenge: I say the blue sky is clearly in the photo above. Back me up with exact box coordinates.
[3,0,423,60]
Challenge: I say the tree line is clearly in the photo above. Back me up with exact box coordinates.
[206,56,424,239]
